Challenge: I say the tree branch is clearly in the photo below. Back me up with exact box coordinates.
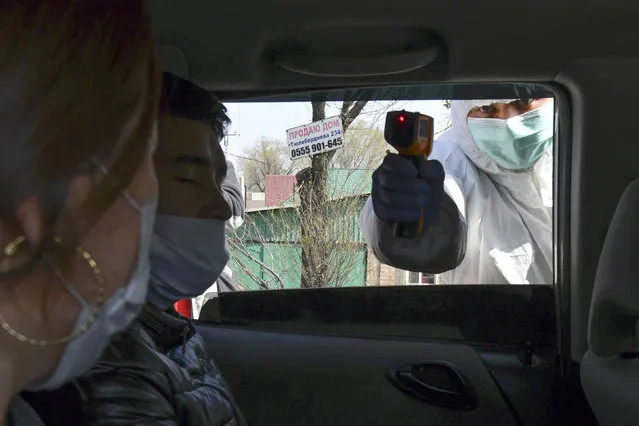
[342,100,368,131]
[341,100,353,118]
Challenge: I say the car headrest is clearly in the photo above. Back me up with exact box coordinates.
[588,178,639,357]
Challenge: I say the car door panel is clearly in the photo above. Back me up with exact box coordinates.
[196,285,556,425]
[198,325,521,426]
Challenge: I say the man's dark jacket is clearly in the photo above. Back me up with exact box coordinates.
[23,305,246,425]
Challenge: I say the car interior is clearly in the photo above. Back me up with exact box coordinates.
[134,0,639,424]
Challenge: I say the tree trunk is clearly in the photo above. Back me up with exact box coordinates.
[299,99,332,288]
[299,95,369,288]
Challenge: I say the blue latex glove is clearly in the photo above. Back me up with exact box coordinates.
[371,153,445,228]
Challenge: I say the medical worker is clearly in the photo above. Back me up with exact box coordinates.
[360,98,554,284]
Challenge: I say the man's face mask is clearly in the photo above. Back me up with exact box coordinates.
[146,215,229,309]
[467,103,554,170]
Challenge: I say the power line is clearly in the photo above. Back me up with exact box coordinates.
[225,152,269,165]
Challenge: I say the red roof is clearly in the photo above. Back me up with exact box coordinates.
[265,175,297,207]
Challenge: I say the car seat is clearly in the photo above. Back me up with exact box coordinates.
[581,178,639,425]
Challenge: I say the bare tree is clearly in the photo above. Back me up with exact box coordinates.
[239,137,307,192]
[232,95,406,289]
[298,95,369,288]
[436,99,453,137]
[331,120,389,169]
[228,194,366,289]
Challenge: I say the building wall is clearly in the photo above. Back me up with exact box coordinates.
[229,198,368,290]
[233,242,366,290]
[236,197,367,244]
[230,203,438,289]
[365,250,437,286]
[245,192,266,210]
[379,263,397,286]
[265,175,297,207]
[365,249,397,286]
[226,193,447,289]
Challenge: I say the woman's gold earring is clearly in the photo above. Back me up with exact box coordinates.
[0,236,105,346]
[3,235,25,256]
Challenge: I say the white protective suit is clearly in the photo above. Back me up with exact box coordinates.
[359,99,554,284]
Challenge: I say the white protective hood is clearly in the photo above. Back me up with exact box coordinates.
[431,99,554,284]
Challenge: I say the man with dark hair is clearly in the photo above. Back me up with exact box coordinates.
[25,73,246,425]
[156,72,243,220]
[148,73,245,310]
[156,73,245,319]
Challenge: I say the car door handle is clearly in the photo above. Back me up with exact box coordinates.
[386,362,478,410]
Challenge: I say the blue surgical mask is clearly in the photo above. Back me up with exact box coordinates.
[467,103,554,170]
[147,215,229,310]
[28,191,157,391]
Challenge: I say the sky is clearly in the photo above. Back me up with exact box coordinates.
[222,100,451,171]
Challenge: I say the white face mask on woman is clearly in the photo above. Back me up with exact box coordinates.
[146,215,229,310]
[25,191,157,391]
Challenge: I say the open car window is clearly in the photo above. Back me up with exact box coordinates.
[213,83,557,291]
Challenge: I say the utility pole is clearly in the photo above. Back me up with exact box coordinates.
[224,131,239,153]
[224,104,240,153]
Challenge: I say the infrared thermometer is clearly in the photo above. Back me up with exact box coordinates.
[384,110,434,238]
